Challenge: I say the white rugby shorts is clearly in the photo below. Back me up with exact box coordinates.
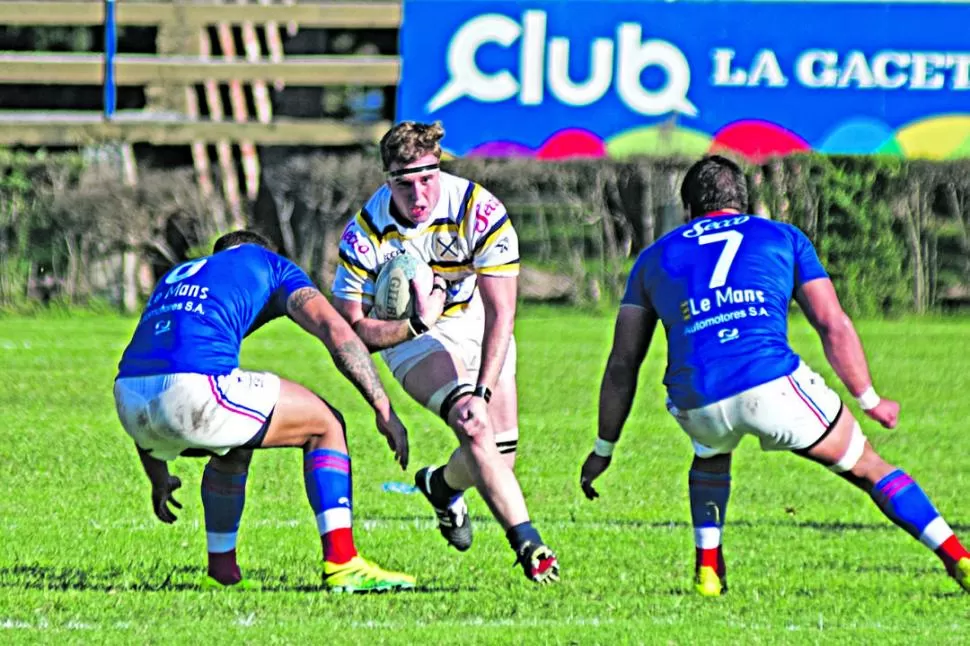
[113,369,280,461]
[379,295,516,387]
[666,361,842,458]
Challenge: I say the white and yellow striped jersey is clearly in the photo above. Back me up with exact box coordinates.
[331,171,520,318]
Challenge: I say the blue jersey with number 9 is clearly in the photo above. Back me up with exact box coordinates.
[117,244,314,378]
[621,213,828,410]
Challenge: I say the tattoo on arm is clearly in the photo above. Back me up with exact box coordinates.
[352,317,412,351]
[288,287,321,313]
[290,290,390,409]
[332,339,389,408]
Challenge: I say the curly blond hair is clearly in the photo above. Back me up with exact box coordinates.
[380,121,445,170]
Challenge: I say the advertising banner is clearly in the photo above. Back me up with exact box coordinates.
[397,0,970,161]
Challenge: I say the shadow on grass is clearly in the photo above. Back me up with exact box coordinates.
[0,564,474,594]
[0,564,202,592]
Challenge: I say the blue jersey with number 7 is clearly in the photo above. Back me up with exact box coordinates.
[621,213,828,410]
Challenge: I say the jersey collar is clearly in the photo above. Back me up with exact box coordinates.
[702,210,741,218]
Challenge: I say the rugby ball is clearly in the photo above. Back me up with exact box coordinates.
[372,254,435,320]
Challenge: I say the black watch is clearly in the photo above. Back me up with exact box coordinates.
[473,385,492,403]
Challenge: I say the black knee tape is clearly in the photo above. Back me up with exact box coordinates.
[439,383,475,421]
[495,429,518,455]
[497,438,518,455]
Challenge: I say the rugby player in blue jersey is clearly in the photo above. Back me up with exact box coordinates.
[581,155,970,596]
[113,230,415,593]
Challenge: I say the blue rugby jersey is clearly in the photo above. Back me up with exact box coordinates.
[117,244,314,377]
[621,213,828,409]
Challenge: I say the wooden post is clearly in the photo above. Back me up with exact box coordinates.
[239,0,274,123]
[184,85,226,231]
[198,25,245,228]
[121,159,139,314]
[151,17,223,227]
[215,1,260,204]
[261,0,288,92]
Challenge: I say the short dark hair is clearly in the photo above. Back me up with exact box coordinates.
[212,230,276,254]
[680,155,749,217]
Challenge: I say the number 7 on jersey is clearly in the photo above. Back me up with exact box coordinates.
[698,231,743,289]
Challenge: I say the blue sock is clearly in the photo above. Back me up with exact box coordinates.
[871,470,948,545]
[201,465,247,554]
[689,470,731,535]
[304,449,357,563]
[506,521,543,552]
[689,470,731,572]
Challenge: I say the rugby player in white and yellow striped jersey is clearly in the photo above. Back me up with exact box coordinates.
[331,121,559,584]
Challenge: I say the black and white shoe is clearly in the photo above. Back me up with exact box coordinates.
[414,466,473,552]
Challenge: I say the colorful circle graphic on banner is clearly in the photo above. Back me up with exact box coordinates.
[895,116,970,159]
[708,120,811,163]
[456,113,970,162]
[536,129,606,160]
[606,124,711,159]
[818,118,900,156]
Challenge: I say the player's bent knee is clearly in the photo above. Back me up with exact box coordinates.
[827,421,867,473]
[261,381,347,448]
[455,418,491,444]
[451,410,495,448]
[316,395,347,438]
[210,448,253,474]
[850,444,895,484]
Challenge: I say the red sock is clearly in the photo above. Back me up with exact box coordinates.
[695,547,725,577]
[208,549,241,585]
[936,535,970,571]
[322,528,358,565]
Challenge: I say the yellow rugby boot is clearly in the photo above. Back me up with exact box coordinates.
[200,576,262,591]
[951,557,970,593]
[323,556,416,593]
[694,566,726,597]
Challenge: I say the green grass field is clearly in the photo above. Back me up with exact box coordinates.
[0,309,968,644]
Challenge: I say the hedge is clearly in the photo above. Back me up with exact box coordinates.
[1,149,968,316]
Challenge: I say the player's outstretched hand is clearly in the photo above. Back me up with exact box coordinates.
[865,398,899,429]
[376,407,410,470]
[151,475,183,524]
[580,453,612,501]
[411,275,446,328]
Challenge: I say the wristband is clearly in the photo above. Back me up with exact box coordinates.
[593,438,615,458]
[856,386,880,411]
[473,385,492,403]
[407,314,429,338]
